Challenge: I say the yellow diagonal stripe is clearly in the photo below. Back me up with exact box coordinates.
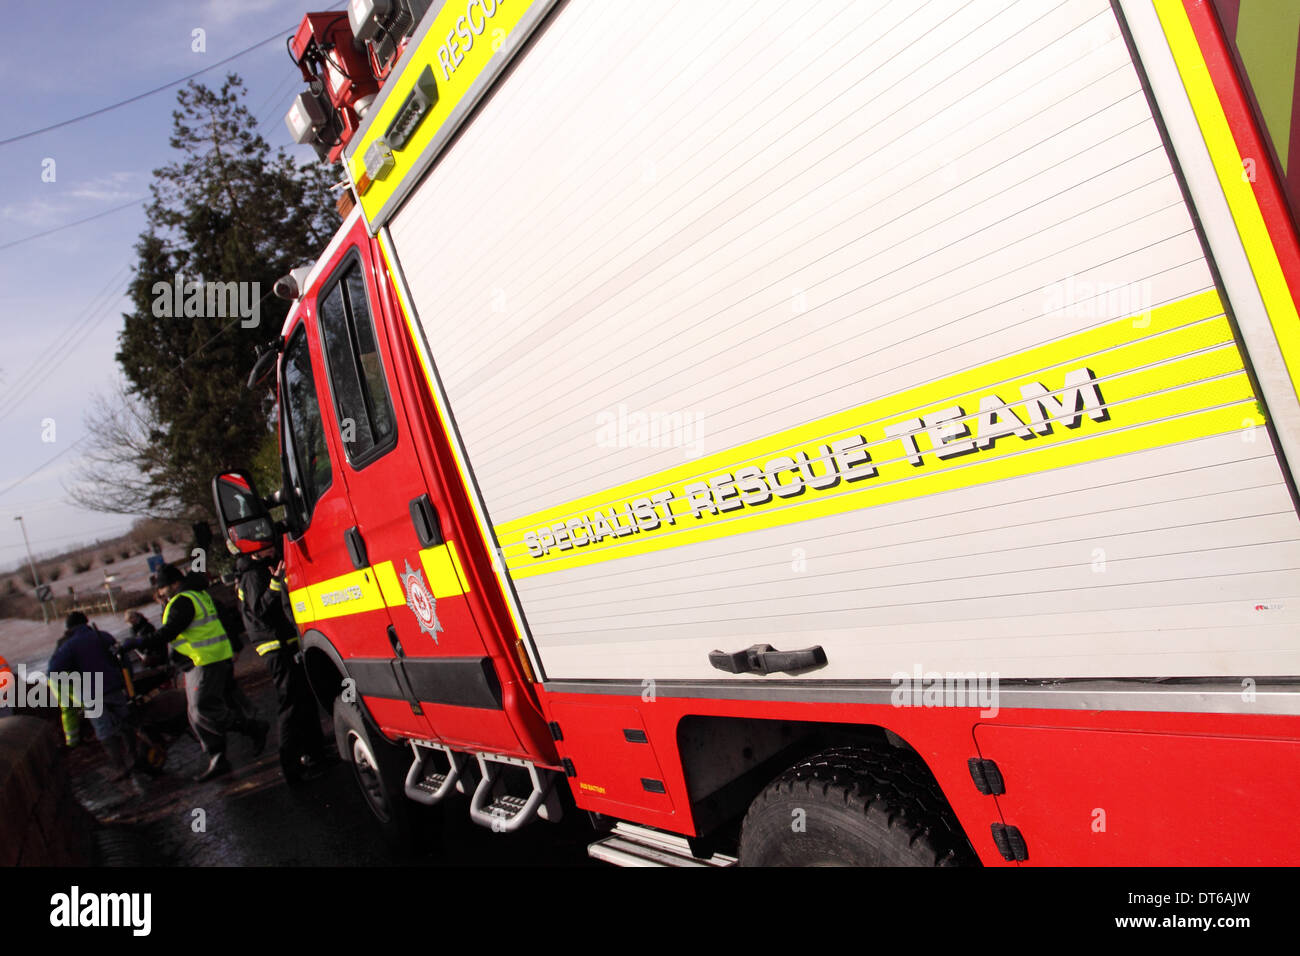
[420,543,467,599]
[445,541,472,594]
[497,291,1263,579]
[305,568,387,620]
[374,560,406,607]
[289,588,314,625]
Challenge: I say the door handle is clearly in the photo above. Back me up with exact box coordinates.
[387,625,423,716]
[344,526,368,570]
[409,494,443,548]
[708,643,827,676]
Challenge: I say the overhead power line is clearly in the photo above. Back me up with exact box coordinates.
[0,290,276,500]
[0,1,349,148]
[0,28,293,147]
[0,263,132,421]
[0,79,304,256]
[0,523,114,553]
[0,200,144,253]
[0,436,90,500]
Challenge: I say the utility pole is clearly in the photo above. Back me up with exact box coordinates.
[14,516,49,625]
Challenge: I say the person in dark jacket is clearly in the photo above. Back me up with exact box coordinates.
[234,545,328,784]
[48,612,137,777]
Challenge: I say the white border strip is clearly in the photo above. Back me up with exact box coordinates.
[1118,0,1300,492]
[378,226,548,680]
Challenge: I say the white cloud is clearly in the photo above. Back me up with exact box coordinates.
[0,172,142,228]
[1,197,67,229]
[68,171,142,204]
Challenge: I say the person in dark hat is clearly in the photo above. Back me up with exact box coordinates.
[122,564,267,782]
[48,611,137,778]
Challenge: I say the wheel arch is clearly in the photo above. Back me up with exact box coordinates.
[675,714,972,853]
[300,628,349,708]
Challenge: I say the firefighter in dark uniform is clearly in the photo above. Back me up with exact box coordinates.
[233,542,329,784]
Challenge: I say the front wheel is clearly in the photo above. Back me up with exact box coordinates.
[333,696,432,851]
[739,745,977,867]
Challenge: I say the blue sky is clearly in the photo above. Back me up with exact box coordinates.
[0,0,328,571]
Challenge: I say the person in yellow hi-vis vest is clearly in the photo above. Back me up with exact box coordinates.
[122,565,268,782]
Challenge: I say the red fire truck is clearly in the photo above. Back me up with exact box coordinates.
[212,0,1300,865]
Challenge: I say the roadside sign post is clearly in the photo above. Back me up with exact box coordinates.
[14,516,49,625]
[103,574,118,614]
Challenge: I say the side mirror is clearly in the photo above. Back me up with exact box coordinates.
[247,341,281,391]
[211,471,277,556]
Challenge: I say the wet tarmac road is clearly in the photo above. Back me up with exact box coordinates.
[68,653,601,867]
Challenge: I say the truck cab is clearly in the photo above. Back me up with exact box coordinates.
[215,207,560,838]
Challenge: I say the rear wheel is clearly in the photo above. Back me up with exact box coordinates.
[333,696,433,852]
[739,744,977,867]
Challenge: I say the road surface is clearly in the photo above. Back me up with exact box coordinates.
[65,650,600,867]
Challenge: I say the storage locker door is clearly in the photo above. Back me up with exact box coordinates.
[390,0,1300,681]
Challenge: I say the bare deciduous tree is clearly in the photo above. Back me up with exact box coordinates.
[66,384,187,519]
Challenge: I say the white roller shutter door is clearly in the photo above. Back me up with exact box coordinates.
[389,0,1300,680]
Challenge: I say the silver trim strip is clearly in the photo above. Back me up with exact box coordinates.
[541,679,1300,716]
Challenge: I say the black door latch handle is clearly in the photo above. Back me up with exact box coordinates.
[708,643,827,676]
[409,494,443,548]
[344,526,368,570]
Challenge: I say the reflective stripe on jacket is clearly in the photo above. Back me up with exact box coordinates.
[164,590,233,666]
[253,635,299,657]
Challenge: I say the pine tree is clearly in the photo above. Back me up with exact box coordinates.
[92,74,340,518]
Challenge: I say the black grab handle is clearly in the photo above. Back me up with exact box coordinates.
[708,643,827,676]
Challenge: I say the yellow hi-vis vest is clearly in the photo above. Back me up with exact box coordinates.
[164,590,234,667]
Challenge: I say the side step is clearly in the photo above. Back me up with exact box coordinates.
[468,753,563,832]
[404,742,470,806]
[588,823,738,867]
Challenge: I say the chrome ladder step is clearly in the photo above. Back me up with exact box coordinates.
[468,753,563,832]
[413,772,446,794]
[588,823,738,867]
[403,742,467,806]
[486,793,529,816]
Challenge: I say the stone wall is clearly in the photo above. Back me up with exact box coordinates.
[0,715,93,865]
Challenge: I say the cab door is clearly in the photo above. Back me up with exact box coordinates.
[310,217,539,758]
[278,312,434,742]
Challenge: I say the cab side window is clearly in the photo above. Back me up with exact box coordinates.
[281,326,333,530]
[318,253,397,467]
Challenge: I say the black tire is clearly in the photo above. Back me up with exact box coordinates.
[739,744,977,867]
[333,696,430,851]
